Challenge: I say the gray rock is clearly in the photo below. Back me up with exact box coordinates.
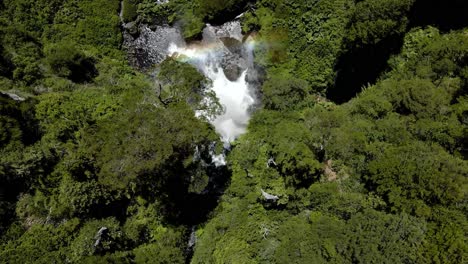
[1,92,25,101]
[188,227,197,248]
[93,227,108,248]
[267,157,277,168]
[261,189,279,201]
[123,25,184,69]
[203,21,243,42]
[123,21,138,36]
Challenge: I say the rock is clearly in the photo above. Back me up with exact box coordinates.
[220,37,243,54]
[188,227,197,248]
[223,63,243,81]
[1,92,25,101]
[200,21,250,81]
[123,25,184,69]
[93,227,108,247]
[221,54,248,81]
[261,189,279,201]
[123,21,138,36]
[218,37,247,81]
[267,157,277,168]
[203,21,243,42]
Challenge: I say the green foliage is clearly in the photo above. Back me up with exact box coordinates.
[307,182,382,220]
[0,96,23,149]
[0,219,80,264]
[245,0,353,93]
[122,0,138,23]
[0,0,122,88]
[35,89,120,143]
[134,243,185,264]
[262,77,310,111]
[367,142,467,216]
[90,102,217,190]
[272,213,345,263]
[346,0,415,46]
[45,41,97,83]
[158,58,223,119]
[421,207,467,264]
[191,199,269,263]
[69,218,123,261]
[72,0,122,50]
[56,177,117,218]
[126,203,186,263]
[342,209,426,263]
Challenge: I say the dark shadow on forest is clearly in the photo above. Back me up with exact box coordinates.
[206,0,253,26]
[327,35,404,104]
[160,164,231,227]
[68,57,98,84]
[409,0,468,31]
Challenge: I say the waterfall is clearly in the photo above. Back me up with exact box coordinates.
[167,23,257,146]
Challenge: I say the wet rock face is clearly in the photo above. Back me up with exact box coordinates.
[204,22,243,42]
[123,25,184,69]
[220,38,247,81]
[202,21,249,81]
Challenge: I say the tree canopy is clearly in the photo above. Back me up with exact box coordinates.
[0,0,467,263]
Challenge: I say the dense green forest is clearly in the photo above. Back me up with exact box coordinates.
[0,0,467,263]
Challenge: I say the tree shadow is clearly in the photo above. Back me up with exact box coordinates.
[157,163,231,227]
[327,35,404,104]
[409,0,468,31]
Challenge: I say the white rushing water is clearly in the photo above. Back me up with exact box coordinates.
[167,32,256,146]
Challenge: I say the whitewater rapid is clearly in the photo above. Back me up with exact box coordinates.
[167,34,256,145]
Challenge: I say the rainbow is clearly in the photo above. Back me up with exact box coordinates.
[167,33,262,63]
